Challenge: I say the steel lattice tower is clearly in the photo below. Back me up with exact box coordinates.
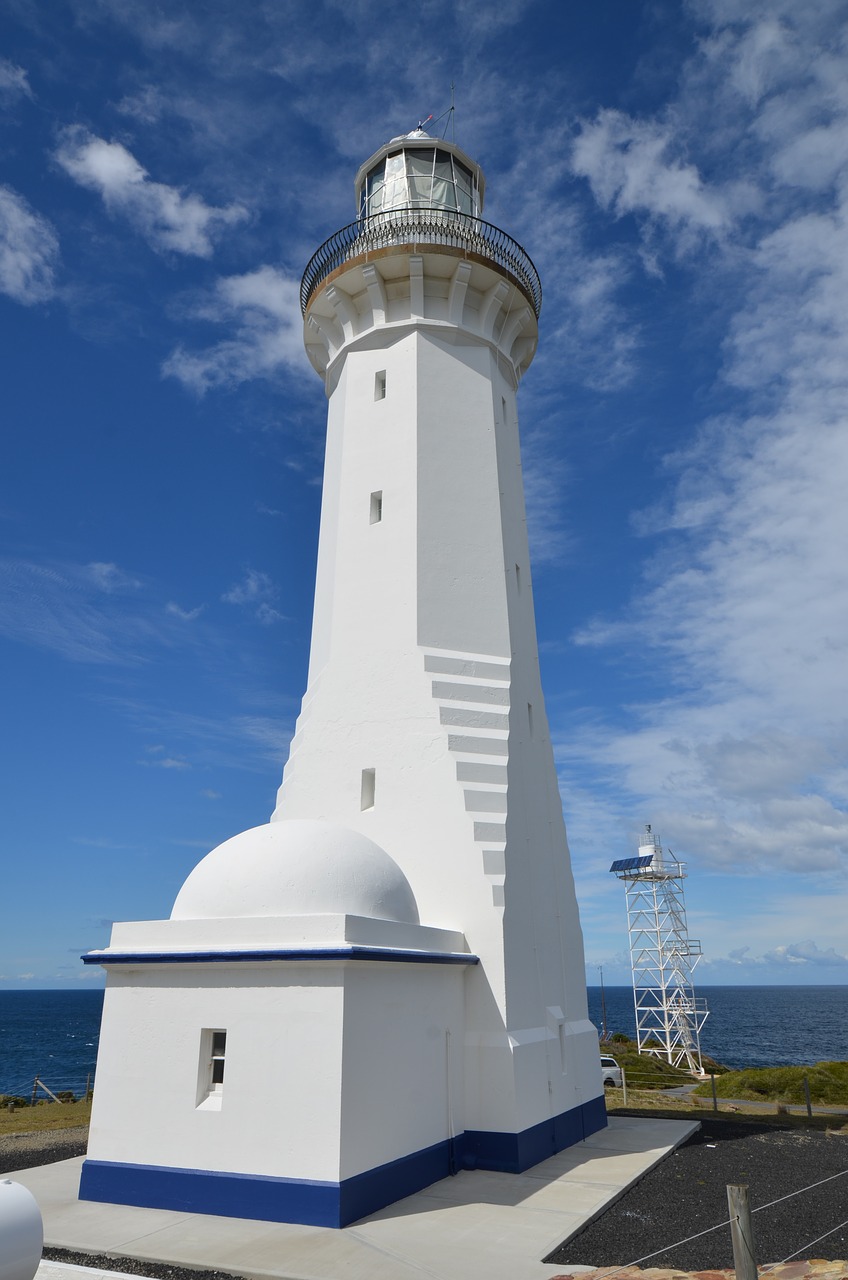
[610,826,709,1074]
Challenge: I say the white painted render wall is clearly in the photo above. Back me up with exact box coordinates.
[274,248,601,1139]
[85,930,466,1181]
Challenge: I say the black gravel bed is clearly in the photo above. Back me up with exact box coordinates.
[42,1248,246,1280]
[0,1127,88,1174]
[546,1117,848,1270]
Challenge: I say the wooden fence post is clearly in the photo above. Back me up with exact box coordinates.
[803,1076,812,1119]
[727,1183,758,1280]
[711,1072,718,1113]
[621,1066,627,1106]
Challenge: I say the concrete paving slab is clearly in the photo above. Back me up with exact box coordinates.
[15,1117,699,1280]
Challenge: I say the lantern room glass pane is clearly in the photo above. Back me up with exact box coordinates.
[365,162,385,216]
[381,152,407,210]
[432,152,455,210]
[407,148,435,206]
[455,160,474,214]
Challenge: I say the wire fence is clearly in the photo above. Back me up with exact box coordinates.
[579,1166,848,1279]
[1,1070,95,1104]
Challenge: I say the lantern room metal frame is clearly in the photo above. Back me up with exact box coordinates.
[610,826,709,1074]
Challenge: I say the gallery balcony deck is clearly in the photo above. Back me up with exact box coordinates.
[301,208,542,319]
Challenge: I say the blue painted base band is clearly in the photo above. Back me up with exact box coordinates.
[78,1096,606,1227]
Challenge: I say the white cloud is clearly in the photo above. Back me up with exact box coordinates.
[166,601,204,621]
[0,557,198,663]
[163,266,305,392]
[221,568,286,625]
[561,3,848,880]
[0,57,33,101]
[0,186,59,304]
[85,561,142,591]
[571,109,731,244]
[141,755,191,770]
[221,568,274,606]
[54,127,247,257]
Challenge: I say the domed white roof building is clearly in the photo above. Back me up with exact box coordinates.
[172,820,420,925]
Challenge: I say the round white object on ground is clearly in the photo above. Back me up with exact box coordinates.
[0,1180,43,1280]
[171,819,419,924]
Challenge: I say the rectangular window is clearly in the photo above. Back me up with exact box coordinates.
[210,1030,226,1088]
[361,768,376,810]
[515,563,521,592]
[370,491,383,524]
[527,702,534,736]
[197,1028,226,1109]
[375,370,386,401]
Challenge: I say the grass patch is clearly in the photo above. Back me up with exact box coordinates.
[692,1061,848,1106]
[0,1098,92,1136]
[607,1099,848,1133]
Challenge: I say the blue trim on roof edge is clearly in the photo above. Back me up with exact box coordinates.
[81,945,478,967]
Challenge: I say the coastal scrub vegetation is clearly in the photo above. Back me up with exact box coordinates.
[692,1061,848,1106]
[600,1035,725,1089]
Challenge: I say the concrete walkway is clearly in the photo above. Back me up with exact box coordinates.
[20,1117,698,1280]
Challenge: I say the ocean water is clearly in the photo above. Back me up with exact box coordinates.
[1,984,847,1096]
[587,985,848,1070]
[0,990,103,1099]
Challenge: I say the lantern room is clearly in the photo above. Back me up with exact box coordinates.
[355,129,485,218]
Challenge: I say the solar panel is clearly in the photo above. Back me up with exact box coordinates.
[609,854,654,874]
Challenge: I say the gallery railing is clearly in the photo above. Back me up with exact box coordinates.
[301,208,542,318]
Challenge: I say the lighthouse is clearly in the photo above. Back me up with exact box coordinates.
[79,127,605,1228]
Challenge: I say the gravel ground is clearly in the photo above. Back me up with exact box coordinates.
[0,1126,88,1174]
[547,1117,848,1270]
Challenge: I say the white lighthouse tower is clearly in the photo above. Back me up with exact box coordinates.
[79,127,604,1227]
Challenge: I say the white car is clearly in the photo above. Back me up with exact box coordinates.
[600,1055,622,1087]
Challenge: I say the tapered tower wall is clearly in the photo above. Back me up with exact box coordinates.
[274,237,602,1153]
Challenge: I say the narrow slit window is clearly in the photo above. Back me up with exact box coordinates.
[370,491,383,524]
[375,370,387,401]
[361,767,376,810]
[515,563,521,592]
[558,1021,567,1071]
[501,396,507,422]
[527,702,534,736]
[210,1030,226,1090]
[197,1028,227,1107]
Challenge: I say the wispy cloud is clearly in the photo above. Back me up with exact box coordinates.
[571,109,734,245]
[0,57,33,101]
[54,127,247,257]
[0,186,59,304]
[0,557,209,664]
[562,1,848,879]
[221,568,285,624]
[110,699,293,771]
[163,266,305,393]
[0,557,149,663]
[166,601,204,621]
[141,754,191,770]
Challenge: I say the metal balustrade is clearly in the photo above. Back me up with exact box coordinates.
[300,208,542,318]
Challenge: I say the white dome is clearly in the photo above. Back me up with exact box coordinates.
[171,819,419,924]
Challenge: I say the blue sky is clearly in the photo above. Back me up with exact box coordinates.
[2,0,847,990]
